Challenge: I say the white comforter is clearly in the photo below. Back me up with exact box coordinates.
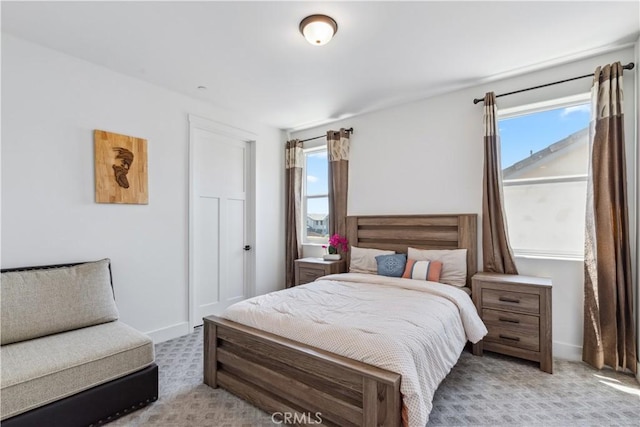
[221,273,487,427]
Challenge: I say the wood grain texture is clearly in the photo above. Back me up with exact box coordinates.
[471,273,553,373]
[204,316,401,427]
[346,214,477,288]
[94,129,148,204]
[481,309,539,335]
[203,322,217,388]
[484,324,540,351]
[481,288,540,314]
[218,348,362,426]
[294,258,346,286]
[539,285,553,373]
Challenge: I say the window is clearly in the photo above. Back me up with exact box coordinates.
[499,94,590,259]
[303,145,329,244]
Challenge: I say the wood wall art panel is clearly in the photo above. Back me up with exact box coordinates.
[94,130,148,204]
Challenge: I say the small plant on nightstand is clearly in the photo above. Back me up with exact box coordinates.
[323,234,349,260]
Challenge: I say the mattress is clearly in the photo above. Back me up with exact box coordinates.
[221,272,487,426]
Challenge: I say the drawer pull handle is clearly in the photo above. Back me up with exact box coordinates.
[498,296,520,303]
[499,334,521,342]
[499,317,520,324]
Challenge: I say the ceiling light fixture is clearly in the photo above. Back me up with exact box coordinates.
[299,14,338,46]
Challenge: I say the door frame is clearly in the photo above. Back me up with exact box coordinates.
[188,114,256,330]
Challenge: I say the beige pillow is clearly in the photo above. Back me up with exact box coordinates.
[1,259,119,345]
[407,248,467,287]
[349,246,395,274]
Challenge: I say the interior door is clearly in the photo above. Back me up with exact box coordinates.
[190,123,251,327]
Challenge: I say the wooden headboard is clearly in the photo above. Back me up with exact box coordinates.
[346,214,478,286]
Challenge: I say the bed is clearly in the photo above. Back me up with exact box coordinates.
[204,214,483,427]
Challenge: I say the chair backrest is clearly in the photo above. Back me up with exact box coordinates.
[1,259,119,345]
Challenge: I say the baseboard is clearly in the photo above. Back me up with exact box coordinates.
[553,341,582,361]
[145,322,191,344]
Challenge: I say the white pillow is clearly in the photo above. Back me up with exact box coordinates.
[349,246,395,274]
[407,248,467,287]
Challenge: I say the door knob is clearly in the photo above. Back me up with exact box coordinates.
[244,245,252,251]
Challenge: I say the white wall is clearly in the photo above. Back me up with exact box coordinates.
[293,46,637,361]
[1,35,285,342]
[636,36,640,379]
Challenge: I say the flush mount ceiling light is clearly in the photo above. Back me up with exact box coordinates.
[299,14,338,46]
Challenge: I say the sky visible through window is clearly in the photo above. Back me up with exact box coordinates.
[500,103,590,169]
[306,150,328,215]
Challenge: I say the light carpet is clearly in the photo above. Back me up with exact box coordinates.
[113,327,640,426]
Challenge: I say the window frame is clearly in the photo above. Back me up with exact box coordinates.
[498,92,590,261]
[301,143,329,245]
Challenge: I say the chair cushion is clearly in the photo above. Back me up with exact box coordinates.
[1,259,119,345]
[0,321,154,420]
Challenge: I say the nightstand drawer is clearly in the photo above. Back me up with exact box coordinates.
[294,258,346,286]
[482,288,540,314]
[485,326,540,352]
[298,267,326,284]
[482,309,539,335]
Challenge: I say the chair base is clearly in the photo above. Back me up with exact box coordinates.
[2,363,158,427]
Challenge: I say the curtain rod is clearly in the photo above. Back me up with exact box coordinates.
[299,127,354,143]
[472,62,635,105]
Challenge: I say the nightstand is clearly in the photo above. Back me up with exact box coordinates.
[471,272,553,373]
[294,257,346,286]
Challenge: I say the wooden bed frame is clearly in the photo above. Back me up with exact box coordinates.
[204,214,477,427]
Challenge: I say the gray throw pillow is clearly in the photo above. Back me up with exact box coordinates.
[375,253,407,277]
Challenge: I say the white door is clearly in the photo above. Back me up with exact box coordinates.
[189,116,254,328]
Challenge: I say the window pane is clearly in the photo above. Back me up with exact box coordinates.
[501,104,589,179]
[306,150,328,196]
[499,101,590,257]
[306,196,328,243]
[503,180,586,257]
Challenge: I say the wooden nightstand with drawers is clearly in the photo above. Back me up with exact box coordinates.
[471,272,553,373]
[294,257,346,286]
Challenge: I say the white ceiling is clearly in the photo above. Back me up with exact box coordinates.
[2,1,639,131]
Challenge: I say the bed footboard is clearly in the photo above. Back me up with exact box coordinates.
[203,316,401,427]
